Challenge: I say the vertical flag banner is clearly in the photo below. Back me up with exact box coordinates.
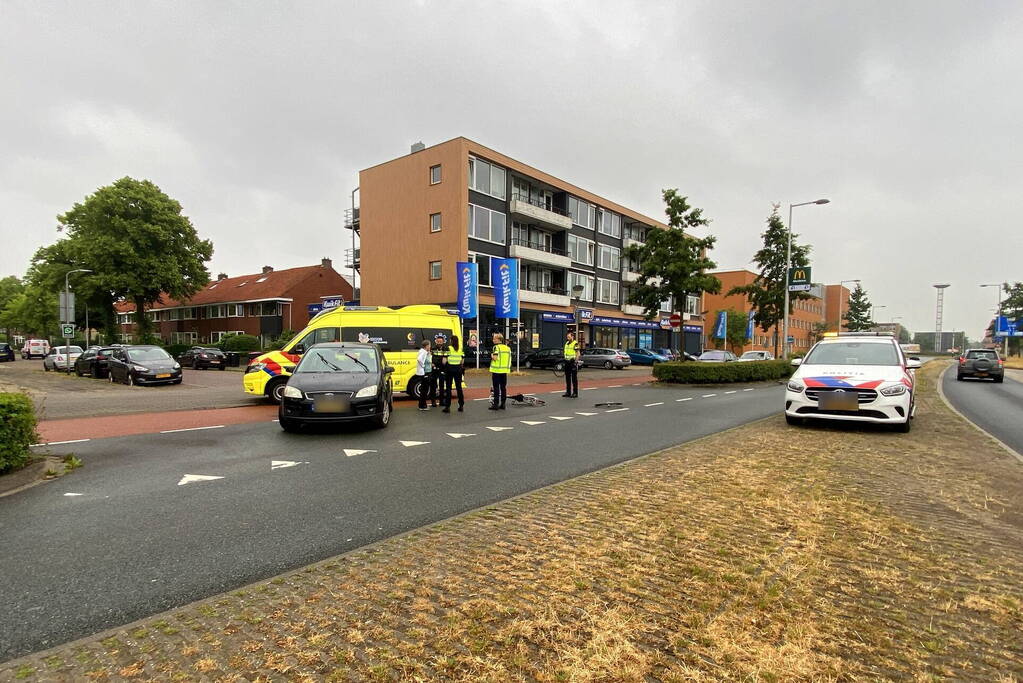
[491,257,519,319]
[713,311,728,339]
[455,261,478,319]
[746,310,756,340]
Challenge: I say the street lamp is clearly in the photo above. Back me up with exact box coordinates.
[837,279,860,333]
[782,198,829,357]
[980,283,1007,355]
[871,304,886,324]
[933,284,951,353]
[64,268,92,374]
[571,284,585,346]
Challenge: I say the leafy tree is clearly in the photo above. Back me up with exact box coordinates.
[0,285,57,338]
[710,308,751,353]
[897,326,911,344]
[623,189,721,334]
[727,207,812,357]
[1002,282,1023,356]
[843,283,873,331]
[56,177,213,343]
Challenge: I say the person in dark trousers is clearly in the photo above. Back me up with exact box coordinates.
[430,334,448,407]
[415,340,432,411]
[442,335,465,413]
[562,331,579,397]
[488,333,511,410]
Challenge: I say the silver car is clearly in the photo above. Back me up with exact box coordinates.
[697,349,738,362]
[43,345,84,371]
[580,347,632,369]
[738,350,775,362]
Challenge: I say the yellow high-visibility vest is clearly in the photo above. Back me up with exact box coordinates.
[490,344,511,373]
[563,340,578,359]
[447,349,464,366]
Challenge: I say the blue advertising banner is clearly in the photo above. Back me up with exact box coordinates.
[590,315,661,330]
[455,261,478,319]
[746,310,756,340]
[491,258,519,319]
[713,311,728,339]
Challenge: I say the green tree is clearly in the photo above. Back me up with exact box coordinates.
[727,207,812,357]
[0,285,58,338]
[623,189,721,335]
[1002,282,1023,356]
[56,177,213,343]
[710,308,751,353]
[844,283,873,331]
[897,326,911,344]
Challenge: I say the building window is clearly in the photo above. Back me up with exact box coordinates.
[429,261,442,280]
[597,245,621,272]
[468,156,506,200]
[430,212,442,233]
[213,331,247,343]
[468,252,492,287]
[596,278,620,305]
[249,302,280,317]
[468,204,507,244]
[568,234,595,266]
[685,295,701,316]
[598,209,621,238]
[430,164,442,184]
[568,271,594,300]
[206,304,226,319]
[568,196,596,229]
[228,304,245,318]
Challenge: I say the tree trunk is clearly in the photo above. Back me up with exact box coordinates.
[134,296,155,343]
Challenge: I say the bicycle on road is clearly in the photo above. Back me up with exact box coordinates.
[552,359,582,378]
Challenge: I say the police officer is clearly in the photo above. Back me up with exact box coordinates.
[430,334,448,408]
[562,331,579,398]
[488,333,511,410]
[441,335,465,413]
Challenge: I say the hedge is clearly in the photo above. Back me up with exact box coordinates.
[0,393,38,474]
[163,343,191,359]
[218,334,261,353]
[653,359,794,384]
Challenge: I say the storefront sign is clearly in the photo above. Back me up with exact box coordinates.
[455,261,478,319]
[682,325,702,333]
[658,317,672,330]
[308,296,344,317]
[590,315,662,330]
[578,308,593,321]
[541,312,575,323]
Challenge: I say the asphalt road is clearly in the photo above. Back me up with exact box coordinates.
[0,380,781,661]
[941,365,1023,457]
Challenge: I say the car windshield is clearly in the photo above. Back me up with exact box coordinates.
[127,348,172,362]
[966,350,997,359]
[740,352,763,359]
[297,348,379,373]
[803,342,900,366]
[699,351,725,360]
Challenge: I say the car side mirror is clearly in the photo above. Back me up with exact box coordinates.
[291,344,305,356]
[791,358,802,366]
[906,358,922,369]
[384,366,395,374]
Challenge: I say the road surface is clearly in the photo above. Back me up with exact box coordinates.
[941,366,1023,457]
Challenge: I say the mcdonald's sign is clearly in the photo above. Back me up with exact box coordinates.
[788,266,812,292]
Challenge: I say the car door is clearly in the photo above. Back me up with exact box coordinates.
[109,349,126,381]
[77,349,94,373]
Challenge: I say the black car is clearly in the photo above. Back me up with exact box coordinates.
[523,348,566,370]
[179,346,227,370]
[957,348,1004,382]
[279,343,393,432]
[0,343,14,362]
[107,345,183,386]
[74,347,118,378]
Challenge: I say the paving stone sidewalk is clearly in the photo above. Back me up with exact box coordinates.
[2,362,1022,680]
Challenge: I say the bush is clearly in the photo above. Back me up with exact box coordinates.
[654,359,794,384]
[218,334,261,353]
[266,329,297,351]
[0,393,38,474]
[163,343,191,359]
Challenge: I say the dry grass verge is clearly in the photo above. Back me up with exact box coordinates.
[2,361,1022,680]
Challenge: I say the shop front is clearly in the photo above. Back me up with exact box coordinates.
[682,324,703,356]
[587,314,670,350]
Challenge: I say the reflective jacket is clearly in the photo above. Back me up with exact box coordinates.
[490,344,512,373]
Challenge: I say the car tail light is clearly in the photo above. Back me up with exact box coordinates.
[998,359,1004,366]
[958,357,966,365]
[200,353,208,358]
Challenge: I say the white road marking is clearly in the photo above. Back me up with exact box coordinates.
[271,460,305,469]
[676,397,693,402]
[446,433,476,439]
[725,390,737,394]
[575,412,599,416]
[701,394,717,398]
[400,440,430,447]
[644,402,664,407]
[549,391,563,395]
[632,383,642,386]
[271,419,279,422]
[473,397,491,401]
[344,448,377,457]
[63,493,83,497]
[581,387,596,391]
[177,474,224,486]
[520,420,546,426]
[161,425,225,434]
[549,416,574,421]
[605,407,630,413]
[608,385,622,388]
[743,388,754,392]
[30,439,90,447]
[486,426,514,431]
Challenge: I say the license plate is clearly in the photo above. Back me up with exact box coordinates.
[209,360,220,364]
[156,373,171,378]
[976,372,988,377]
[819,391,858,411]
[314,398,349,413]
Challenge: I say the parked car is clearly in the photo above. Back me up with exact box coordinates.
[956,348,1004,383]
[106,345,182,386]
[580,347,632,369]
[74,347,119,378]
[697,350,738,362]
[655,348,680,361]
[626,348,671,365]
[42,345,84,371]
[179,346,227,370]
[0,343,15,362]
[279,342,393,431]
[680,351,700,362]
[738,350,775,362]
[523,348,566,370]
[21,339,50,359]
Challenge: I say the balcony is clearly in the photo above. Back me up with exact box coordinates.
[508,239,572,269]
[344,207,360,232]
[622,269,641,283]
[508,193,572,231]
[519,284,571,307]
[622,304,646,316]
[344,247,360,270]
[624,236,645,250]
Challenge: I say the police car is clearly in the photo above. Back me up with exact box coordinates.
[784,333,921,432]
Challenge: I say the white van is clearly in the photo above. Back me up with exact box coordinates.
[21,339,50,359]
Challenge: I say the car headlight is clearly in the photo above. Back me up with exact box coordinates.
[132,365,150,373]
[173,363,181,370]
[246,363,266,374]
[787,380,804,393]
[354,384,378,398]
[880,384,907,397]
[282,385,304,399]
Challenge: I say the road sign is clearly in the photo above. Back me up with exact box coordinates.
[669,313,681,329]
[60,323,75,337]
[787,336,795,344]
[788,266,812,292]
[59,292,75,323]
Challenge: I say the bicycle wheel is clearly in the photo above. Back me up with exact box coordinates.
[552,362,565,378]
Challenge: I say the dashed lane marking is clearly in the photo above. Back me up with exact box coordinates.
[676,398,693,402]
[160,425,225,434]
[701,394,717,398]
[608,385,622,388]
[605,407,630,413]
[581,387,596,391]
[549,416,574,421]
[344,449,377,457]
[725,390,737,394]
[446,433,476,439]
[632,383,642,386]
[520,420,546,426]
[63,493,83,497]
[271,460,306,470]
[400,440,430,447]
[743,388,754,392]
[31,439,90,447]
[486,426,514,431]
[473,397,491,401]
[575,412,599,416]
[644,402,664,407]
[177,474,224,486]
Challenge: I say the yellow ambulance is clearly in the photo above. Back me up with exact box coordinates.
[243,305,462,402]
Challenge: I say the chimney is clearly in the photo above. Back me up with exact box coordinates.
[262,265,273,274]
[410,141,425,153]
[217,272,228,281]
[320,258,333,270]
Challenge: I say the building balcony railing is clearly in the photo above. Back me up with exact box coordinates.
[344,207,360,231]
[622,303,646,316]
[623,236,645,249]
[519,283,571,307]
[622,269,641,283]
[508,239,572,269]
[344,247,360,270]
[508,192,573,231]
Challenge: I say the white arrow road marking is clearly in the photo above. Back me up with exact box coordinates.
[177,474,224,486]
[725,390,737,394]
[344,449,378,457]
[446,433,476,439]
[644,402,664,407]
[161,425,225,434]
[486,426,514,431]
[605,407,630,413]
[702,394,717,398]
[400,440,430,447]
[549,416,574,421]
[575,412,599,416]
[520,420,546,426]
[676,397,693,402]
[63,493,84,497]
[271,460,306,470]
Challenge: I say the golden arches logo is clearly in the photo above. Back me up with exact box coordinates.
[792,269,807,281]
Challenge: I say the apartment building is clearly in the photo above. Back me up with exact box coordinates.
[823,284,853,332]
[353,138,705,353]
[115,260,353,346]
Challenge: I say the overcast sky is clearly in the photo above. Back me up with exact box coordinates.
[2,1,1020,338]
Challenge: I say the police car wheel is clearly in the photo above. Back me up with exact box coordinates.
[267,378,287,404]
[895,416,912,433]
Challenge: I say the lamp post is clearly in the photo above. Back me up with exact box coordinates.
[980,283,1008,356]
[933,284,950,353]
[871,304,886,325]
[782,199,829,357]
[571,284,585,347]
[64,269,92,374]
[837,279,860,333]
